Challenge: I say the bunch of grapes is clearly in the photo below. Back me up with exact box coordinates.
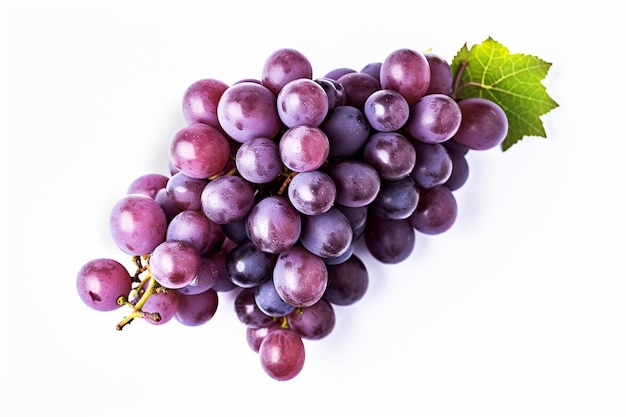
[76,47,508,381]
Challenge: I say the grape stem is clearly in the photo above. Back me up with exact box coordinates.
[451,60,484,98]
[116,272,161,330]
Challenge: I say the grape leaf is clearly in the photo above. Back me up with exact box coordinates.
[450,37,558,151]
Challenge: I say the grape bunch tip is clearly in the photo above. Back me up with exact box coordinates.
[75,40,555,381]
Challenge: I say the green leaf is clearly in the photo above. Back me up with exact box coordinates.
[450,37,558,151]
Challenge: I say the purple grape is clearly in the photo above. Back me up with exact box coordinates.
[364,213,415,264]
[181,78,229,128]
[424,53,453,96]
[453,98,508,150]
[226,240,277,288]
[165,172,208,211]
[444,147,470,191]
[335,204,368,240]
[410,141,453,189]
[76,258,132,311]
[336,72,381,110]
[380,48,430,105]
[273,245,328,308]
[174,289,219,326]
[360,61,382,80]
[314,77,346,110]
[370,176,420,220]
[150,240,201,289]
[203,245,238,293]
[154,188,183,222]
[200,175,255,224]
[279,125,329,172]
[261,48,313,96]
[405,93,462,144]
[319,105,370,158]
[217,82,281,143]
[276,78,329,127]
[287,170,336,215]
[300,207,353,259]
[363,89,410,132]
[259,328,305,381]
[362,131,416,181]
[177,254,223,295]
[126,173,169,199]
[235,137,282,184]
[169,122,231,179]
[235,287,275,328]
[220,217,249,244]
[287,298,335,340]
[246,322,282,353]
[254,278,296,318]
[247,196,301,254]
[142,288,179,326]
[409,185,457,235]
[326,160,381,208]
[323,67,355,80]
[109,194,167,256]
[324,254,369,306]
[166,210,224,256]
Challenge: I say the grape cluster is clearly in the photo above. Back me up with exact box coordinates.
[76,47,508,381]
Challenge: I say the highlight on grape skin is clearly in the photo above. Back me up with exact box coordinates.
[75,43,529,381]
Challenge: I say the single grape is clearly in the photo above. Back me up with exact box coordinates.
[255,278,296,318]
[453,98,508,150]
[370,176,420,220]
[154,188,183,222]
[276,78,329,127]
[126,173,169,199]
[235,137,282,184]
[409,185,457,235]
[405,93,462,144]
[226,240,277,288]
[424,53,453,96]
[363,89,410,132]
[181,78,229,128]
[169,123,231,179]
[247,196,301,254]
[362,131,416,181]
[336,72,381,110]
[217,82,281,143]
[261,48,313,95]
[174,289,219,326]
[364,213,416,264]
[323,67,355,80]
[165,172,208,211]
[360,61,382,80]
[259,328,305,381]
[177,254,224,295]
[300,207,353,259]
[287,298,335,340]
[444,147,470,191]
[76,258,132,311]
[324,254,369,306]
[142,287,179,326]
[287,170,336,215]
[319,105,370,158]
[150,240,201,289]
[410,141,453,189]
[200,175,255,225]
[273,245,328,308]
[326,160,381,207]
[246,322,282,353]
[335,204,368,241]
[235,287,276,328]
[279,125,330,172]
[109,194,167,256]
[166,210,224,256]
[380,48,430,105]
[314,77,346,110]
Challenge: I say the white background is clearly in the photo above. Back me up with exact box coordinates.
[2,1,624,416]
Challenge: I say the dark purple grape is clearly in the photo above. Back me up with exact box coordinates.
[409,185,457,235]
[165,172,208,211]
[336,72,381,110]
[453,98,508,150]
[364,213,415,264]
[424,53,453,96]
[405,93,462,144]
[380,48,430,105]
[273,245,328,308]
[300,207,353,259]
[327,160,381,207]
[235,287,275,328]
[226,240,277,288]
[410,141,453,189]
[200,175,255,224]
[287,298,335,340]
[174,290,219,327]
[255,278,296,318]
[362,131,416,181]
[363,89,410,132]
[370,177,419,220]
[314,77,346,110]
[319,105,370,158]
[324,254,369,306]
